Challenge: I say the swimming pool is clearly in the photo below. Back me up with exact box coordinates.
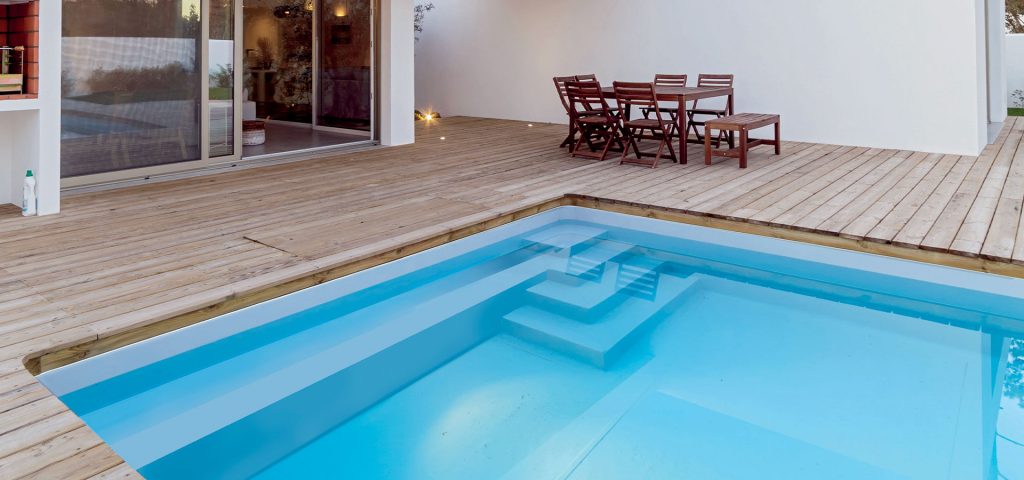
[37,206,1024,479]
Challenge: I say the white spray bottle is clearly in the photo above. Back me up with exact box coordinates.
[22,170,36,216]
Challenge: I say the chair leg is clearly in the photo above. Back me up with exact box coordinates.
[598,124,621,161]
[561,123,576,149]
[627,127,643,161]
[663,127,678,163]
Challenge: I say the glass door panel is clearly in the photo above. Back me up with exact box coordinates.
[210,0,235,157]
[61,0,203,178]
[318,0,371,131]
[242,0,313,124]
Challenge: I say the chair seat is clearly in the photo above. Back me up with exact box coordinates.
[578,116,615,125]
[623,118,663,129]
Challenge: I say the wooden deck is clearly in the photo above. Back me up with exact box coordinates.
[1,116,1024,478]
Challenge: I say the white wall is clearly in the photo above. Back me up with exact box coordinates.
[987,0,1008,124]
[1008,35,1024,108]
[415,0,991,155]
[380,0,416,146]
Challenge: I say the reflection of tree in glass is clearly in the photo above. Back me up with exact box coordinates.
[64,0,200,38]
[1006,338,1024,408]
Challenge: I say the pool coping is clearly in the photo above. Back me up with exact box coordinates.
[23,194,1024,375]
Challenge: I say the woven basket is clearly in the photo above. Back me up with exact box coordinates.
[242,120,266,146]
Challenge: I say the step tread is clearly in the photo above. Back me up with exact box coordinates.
[530,244,660,312]
[97,252,563,467]
[505,274,699,366]
[566,392,905,480]
[523,224,607,251]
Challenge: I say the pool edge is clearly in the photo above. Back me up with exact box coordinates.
[24,194,1024,375]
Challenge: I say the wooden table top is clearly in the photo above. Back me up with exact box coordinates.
[601,85,733,101]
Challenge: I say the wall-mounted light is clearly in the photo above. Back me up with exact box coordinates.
[334,5,347,17]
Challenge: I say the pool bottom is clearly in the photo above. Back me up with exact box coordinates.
[248,278,990,480]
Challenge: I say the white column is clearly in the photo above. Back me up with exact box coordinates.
[988,0,1008,125]
[379,0,415,146]
[36,0,62,215]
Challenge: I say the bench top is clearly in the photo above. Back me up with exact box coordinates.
[706,113,780,130]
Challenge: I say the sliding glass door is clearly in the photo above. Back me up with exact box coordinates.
[318,0,372,131]
[242,0,313,124]
[60,0,374,183]
[61,0,204,178]
[210,0,237,157]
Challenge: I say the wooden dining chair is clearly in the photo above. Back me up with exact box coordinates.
[566,80,623,161]
[642,74,688,124]
[614,81,677,168]
[554,75,581,149]
[687,74,734,146]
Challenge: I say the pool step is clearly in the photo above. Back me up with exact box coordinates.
[95,252,565,475]
[562,392,904,480]
[528,254,665,320]
[504,273,699,368]
[523,224,607,255]
[558,240,635,282]
[615,256,665,300]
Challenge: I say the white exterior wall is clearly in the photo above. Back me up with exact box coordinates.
[988,0,1008,124]
[380,0,416,146]
[415,0,991,155]
[1007,35,1024,108]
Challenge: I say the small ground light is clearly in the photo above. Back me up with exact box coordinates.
[425,113,435,120]
[528,124,534,127]
[440,136,446,140]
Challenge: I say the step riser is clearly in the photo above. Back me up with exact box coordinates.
[529,266,667,321]
[508,279,702,369]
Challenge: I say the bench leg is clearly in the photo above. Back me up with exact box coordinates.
[739,130,748,169]
[774,121,781,155]
[704,127,714,165]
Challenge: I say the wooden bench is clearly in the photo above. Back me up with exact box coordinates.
[704,113,781,168]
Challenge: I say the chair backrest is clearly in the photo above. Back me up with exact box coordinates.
[613,81,658,110]
[575,73,598,82]
[614,81,661,121]
[553,75,577,113]
[697,73,734,89]
[654,74,688,88]
[565,80,613,119]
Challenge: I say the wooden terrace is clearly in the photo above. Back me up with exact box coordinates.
[1,116,1023,477]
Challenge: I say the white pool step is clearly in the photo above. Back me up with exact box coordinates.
[564,392,904,480]
[523,224,607,255]
[504,274,700,368]
[95,252,564,472]
[557,239,635,281]
[529,253,665,320]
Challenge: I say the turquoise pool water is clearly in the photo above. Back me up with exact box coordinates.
[39,209,1024,479]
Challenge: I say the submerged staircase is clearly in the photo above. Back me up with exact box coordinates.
[504,234,701,369]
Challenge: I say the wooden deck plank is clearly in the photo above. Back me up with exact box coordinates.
[921,119,1023,252]
[0,116,1021,478]
[866,154,962,243]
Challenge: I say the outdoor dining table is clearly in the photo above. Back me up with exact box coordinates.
[602,85,735,164]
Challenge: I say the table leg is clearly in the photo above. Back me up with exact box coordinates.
[739,129,748,169]
[704,127,713,165]
[774,121,782,155]
[678,96,687,164]
[727,94,736,148]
